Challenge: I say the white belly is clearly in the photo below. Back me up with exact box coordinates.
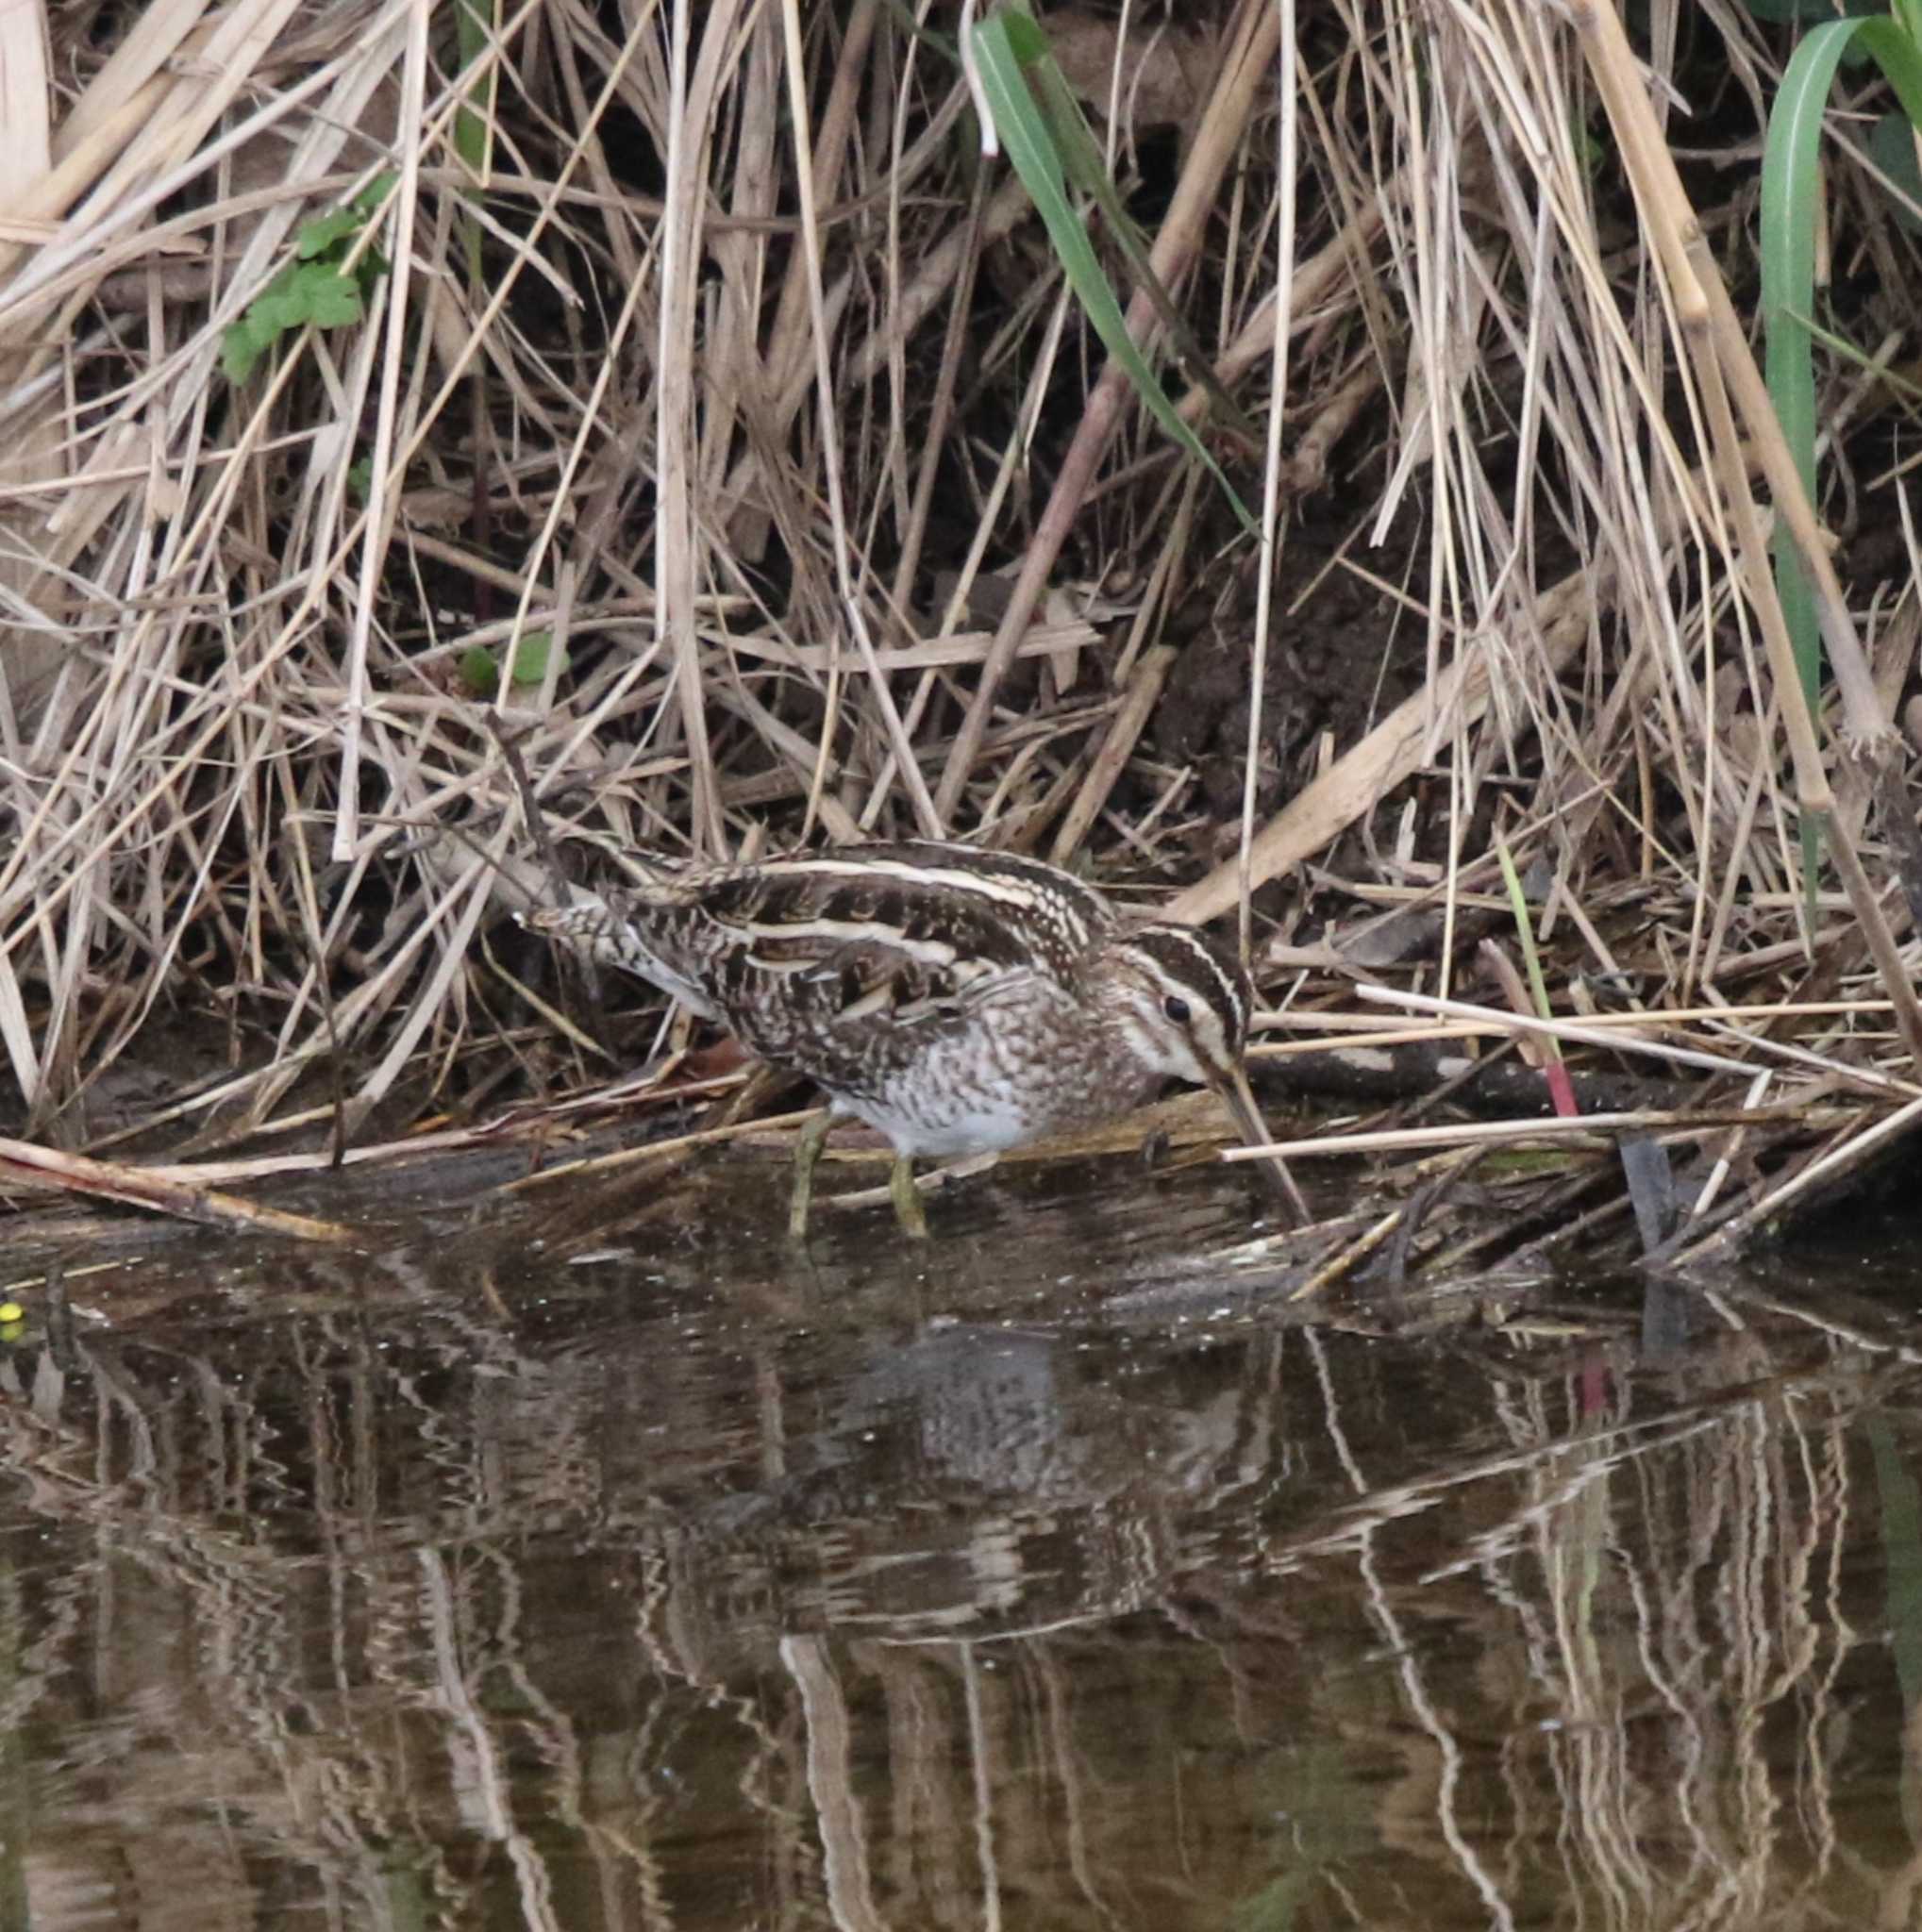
[838,1079,1047,1157]
[828,1021,1158,1158]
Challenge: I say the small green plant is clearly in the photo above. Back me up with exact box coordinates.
[222,174,397,385]
[458,631,562,696]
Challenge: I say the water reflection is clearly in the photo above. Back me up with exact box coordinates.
[0,1170,1918,1930]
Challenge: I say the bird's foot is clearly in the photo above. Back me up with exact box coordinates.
[786,1111,834,1243]
[889,1153,929,1241]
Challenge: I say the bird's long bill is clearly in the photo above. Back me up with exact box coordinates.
[1211,1064,1304,1218]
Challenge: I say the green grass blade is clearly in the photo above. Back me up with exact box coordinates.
[969,8,1256,534]
[451,0,495,293]
[452,0,496,180]
[1495,840,1557,1038]
[1020,43,1261,446]
[1763,17,1864,909]
[1795,305,1922,399]
[1762,18,1861,668]
[1763,13,1922,909]
[1863,18,1922,129]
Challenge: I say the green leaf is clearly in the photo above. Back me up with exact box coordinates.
[223,181,393,386]
[295,204,365,259]
[1762,17,1853,904]
[294,266,364,328]
[250,263,305,327]
[353,171,399,220]
[999,5,1046,60]
[967,7,1257,536]
[458,647,500,694]
[507,630,560,685]
[1861,18,1922,134]
[221,327,265,385]
[300,173,396,258]
[457,634,564,695]
[1763,19,1863,502]
[1018,22,1261,447]
[221,285,294,380]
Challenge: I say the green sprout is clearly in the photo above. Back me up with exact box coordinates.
[222,173,398,385]
[458,631,563,696]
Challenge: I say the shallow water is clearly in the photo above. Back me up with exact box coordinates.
[2,1150,1920,1931]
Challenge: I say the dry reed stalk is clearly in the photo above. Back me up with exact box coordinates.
[0,1131,353,1240]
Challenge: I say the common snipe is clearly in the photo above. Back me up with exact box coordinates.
[527,839,1293,1238]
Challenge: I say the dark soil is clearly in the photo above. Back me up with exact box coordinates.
[1155,512,1424,823]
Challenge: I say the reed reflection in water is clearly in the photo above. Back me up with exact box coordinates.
[0,1191,1913,1932]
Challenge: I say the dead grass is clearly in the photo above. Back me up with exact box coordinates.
[2,0,1921,1270]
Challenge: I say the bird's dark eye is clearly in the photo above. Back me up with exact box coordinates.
[1162,994,1192,1024]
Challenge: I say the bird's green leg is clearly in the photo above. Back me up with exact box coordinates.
[787,1111,835,1243]
[889,1152,929,1241]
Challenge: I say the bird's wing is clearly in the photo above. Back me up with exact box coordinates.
[703,908,1028,1031]
[690,844,1100,1026]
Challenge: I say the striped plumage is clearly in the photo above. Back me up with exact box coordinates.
[528,839,1286,1235]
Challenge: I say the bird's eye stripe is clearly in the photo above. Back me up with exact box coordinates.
[1122,924,1250,1046]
